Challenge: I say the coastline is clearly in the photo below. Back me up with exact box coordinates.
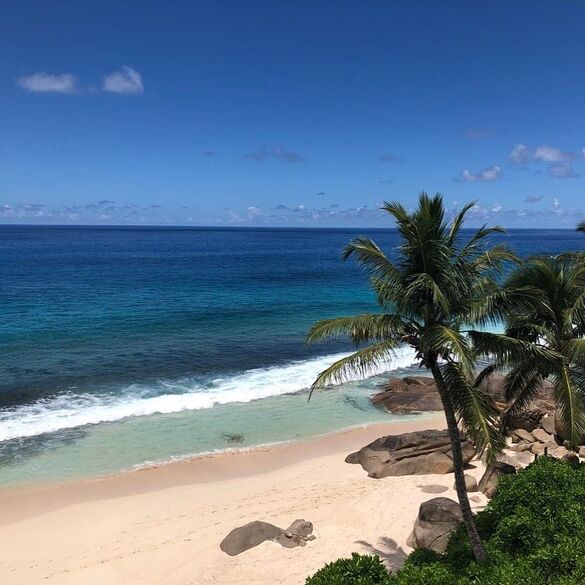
[0,411,491,585]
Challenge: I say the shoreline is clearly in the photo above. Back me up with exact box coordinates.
[0,413,444,526]
[0,411,487,585]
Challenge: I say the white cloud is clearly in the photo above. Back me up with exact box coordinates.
[552,198,563,214]
[102,66,144,94]
[491,203,502,213]
[18,72,78,94]
[510,143,574,164]
[457,165,502,183]
[509,144,531,164]
[533,145,573,162]
[247,206,262,219]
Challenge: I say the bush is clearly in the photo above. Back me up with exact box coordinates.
[389,457,585,584]
[308,458,585,585]
[305,553,390,585]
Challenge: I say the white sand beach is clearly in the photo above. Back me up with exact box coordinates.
[0,414,489,585]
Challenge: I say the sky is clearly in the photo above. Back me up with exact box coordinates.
[2,0,585,228]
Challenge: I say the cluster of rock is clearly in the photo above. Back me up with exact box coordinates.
[220,519,315,556]
[505,423,582,467]
[370,372,554,420]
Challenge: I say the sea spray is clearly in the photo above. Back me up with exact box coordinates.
[0,347,417,443]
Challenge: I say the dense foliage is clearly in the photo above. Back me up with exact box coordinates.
[307,458,585,584]
[305,553,390,585]
[499,255,585,448]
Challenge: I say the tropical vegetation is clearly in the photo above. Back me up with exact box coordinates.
[306,193,531,561]
[306,458,585,584]
[499,255,585,448]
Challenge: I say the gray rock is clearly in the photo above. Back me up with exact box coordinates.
[407,498,463,554]
[220,519,315,556]
[502,451,533,470]
[275,520,316,548]
[346,429,476,478]
[220,521,283,556]
[478,462,516,498]
[540,415,555,435]
[513,429,534,443]
[371,377,442,414]
[579,446,585,458]
[532,428,554,444]
[515,442,534,453]
[548,446,570,460]
[452,474,478,492]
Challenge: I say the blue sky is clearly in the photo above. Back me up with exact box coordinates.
[2,1,585,227]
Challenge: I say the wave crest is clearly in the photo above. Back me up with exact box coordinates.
[0,348,417,442]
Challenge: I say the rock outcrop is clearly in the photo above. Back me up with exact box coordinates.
[407,497,463,553]
[346,429,476,478]
[371,376,442,414]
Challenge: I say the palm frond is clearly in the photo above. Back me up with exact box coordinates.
[309,340,400,397]
[552,364,585,449]
[468,331,561,370]
[440,361,505,464]
[306,314,410,345]
[420,324,473,373]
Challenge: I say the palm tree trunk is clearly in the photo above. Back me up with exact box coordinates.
[430,362,487,563]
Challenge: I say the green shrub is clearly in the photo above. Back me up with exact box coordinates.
[305,553,390,585]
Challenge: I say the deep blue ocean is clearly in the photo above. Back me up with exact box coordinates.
[0,226,583,485]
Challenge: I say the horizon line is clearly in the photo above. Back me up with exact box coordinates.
[0,222,580,231]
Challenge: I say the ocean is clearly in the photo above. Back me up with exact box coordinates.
[0,226,582,485]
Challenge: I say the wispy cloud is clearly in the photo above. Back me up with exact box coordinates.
[244,146,305,163]
[509,144,531,164]
[547,163,579,178]
[525,195,543,203]
[509,143,575,164]
[455,165,502,183]
[459,198,580,226]
[18,72,78,94]
[533,145,574,162]
[378,154,398,162]
[102,66,144,94]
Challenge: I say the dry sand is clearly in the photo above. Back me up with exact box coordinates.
[0,414,489,585]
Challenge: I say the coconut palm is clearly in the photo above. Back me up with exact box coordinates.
[577,221,585,233]
[499,255,585,448]
[306,193,537,562]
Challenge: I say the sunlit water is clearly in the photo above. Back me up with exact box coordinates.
[0,226,582,485]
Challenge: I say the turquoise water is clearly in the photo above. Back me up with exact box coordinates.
[0,226,582,485]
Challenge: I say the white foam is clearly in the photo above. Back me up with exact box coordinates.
[0,347,417,442]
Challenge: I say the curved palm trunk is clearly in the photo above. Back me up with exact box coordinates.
[430,362,487,563]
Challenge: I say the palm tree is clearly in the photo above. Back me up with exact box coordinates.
[500,255,585,449]
[577,221,585,233]
[306,193,519,562]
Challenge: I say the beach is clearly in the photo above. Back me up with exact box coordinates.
[0,413,493,585]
